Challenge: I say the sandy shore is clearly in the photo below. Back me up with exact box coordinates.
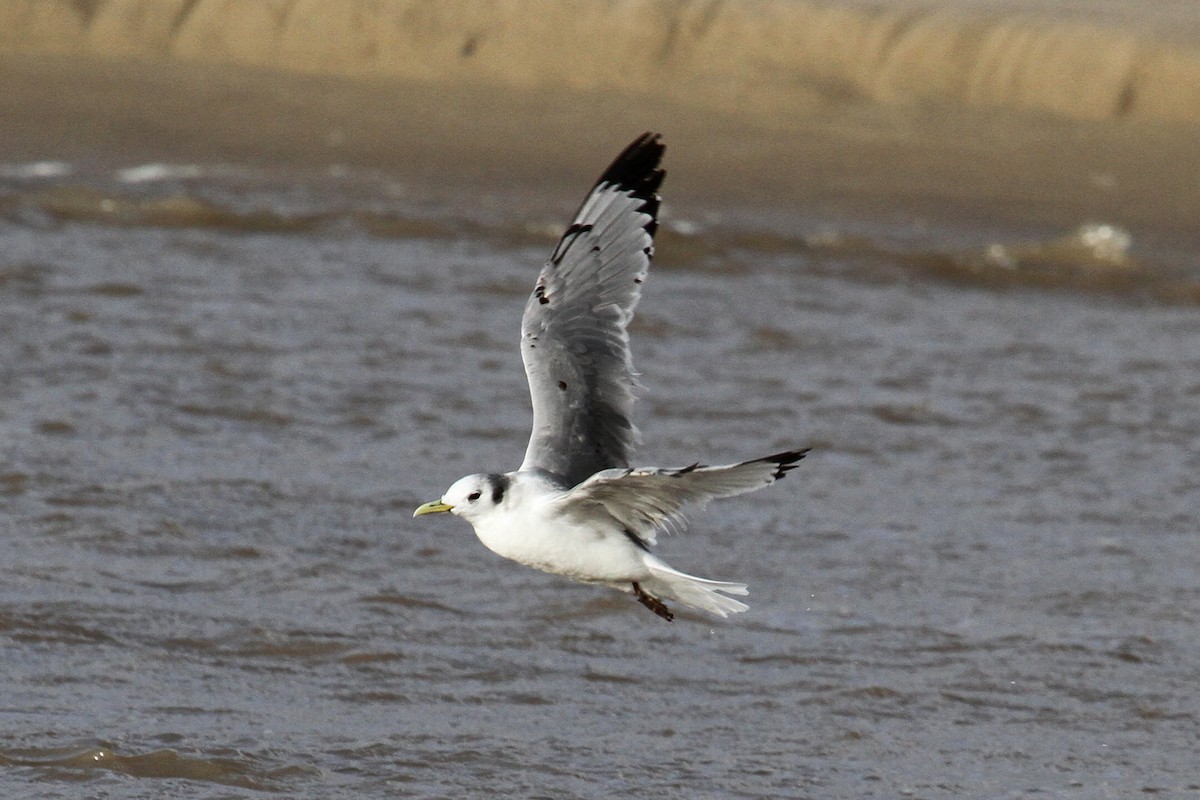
[4,0,1200,123]
[1,1,1198,242]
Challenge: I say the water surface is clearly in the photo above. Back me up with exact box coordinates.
[1,163,1198,798]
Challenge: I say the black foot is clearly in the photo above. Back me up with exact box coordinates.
[632,582,674,622]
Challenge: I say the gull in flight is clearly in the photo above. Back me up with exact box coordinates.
[414,133,808,621]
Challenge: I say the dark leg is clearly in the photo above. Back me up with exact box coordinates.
[632,582,674,622]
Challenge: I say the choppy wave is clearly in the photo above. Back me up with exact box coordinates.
[116,163,205,184]
[2,0,1200,123]
[0,743,314,790]
[0,161,73,179]
[3,169,1195,304]
[4,157,1199,796]
[0,162,433,237]
[978,224,1134,271]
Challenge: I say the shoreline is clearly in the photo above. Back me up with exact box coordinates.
[3,52,1198,249]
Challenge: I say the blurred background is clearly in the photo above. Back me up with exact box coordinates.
[4,0,1200,254]
[2,2,1198,798]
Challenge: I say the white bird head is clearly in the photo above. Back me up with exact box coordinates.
[413,473,510,521]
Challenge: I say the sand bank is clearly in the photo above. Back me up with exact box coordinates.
[3,0,1200,124]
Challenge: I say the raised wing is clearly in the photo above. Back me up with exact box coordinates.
[518,133,665,486]
[563,449,809,546]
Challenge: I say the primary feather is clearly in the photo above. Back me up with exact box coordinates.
[519,133,664,487]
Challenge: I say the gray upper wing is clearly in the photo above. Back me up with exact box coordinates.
[562,450,809,546]
[518,133,665,486]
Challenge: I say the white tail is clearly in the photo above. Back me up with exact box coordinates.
[640,554,749,617]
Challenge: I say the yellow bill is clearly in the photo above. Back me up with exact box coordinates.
[413,500,453,517]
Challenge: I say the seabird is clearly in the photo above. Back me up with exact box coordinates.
[414,133,808,620]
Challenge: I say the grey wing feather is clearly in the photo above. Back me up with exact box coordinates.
[519,133,665,486]
[564,449,809,546]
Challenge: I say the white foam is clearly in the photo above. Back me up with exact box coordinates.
[115,164,203,183]
[0,161,73,179]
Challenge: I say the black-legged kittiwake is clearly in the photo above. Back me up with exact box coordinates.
[414,133,809,621]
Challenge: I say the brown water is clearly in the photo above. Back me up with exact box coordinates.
[2,158,1199,798]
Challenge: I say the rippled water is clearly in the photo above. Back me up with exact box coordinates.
[2,167,1199,798]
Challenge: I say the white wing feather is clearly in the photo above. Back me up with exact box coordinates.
[562,449,809,546]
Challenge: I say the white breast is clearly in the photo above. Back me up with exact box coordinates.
[467,474,649,584]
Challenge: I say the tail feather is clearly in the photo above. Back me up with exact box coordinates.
[640,555,749,618]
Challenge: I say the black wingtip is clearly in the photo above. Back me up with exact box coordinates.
[596,132,666,202]
[764,448,811,479]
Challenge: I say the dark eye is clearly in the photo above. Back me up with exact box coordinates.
[467,491,482,502]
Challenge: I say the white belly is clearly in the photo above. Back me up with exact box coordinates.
[471,509,648,584]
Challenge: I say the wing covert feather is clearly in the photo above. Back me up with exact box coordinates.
[564,449,810,546]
